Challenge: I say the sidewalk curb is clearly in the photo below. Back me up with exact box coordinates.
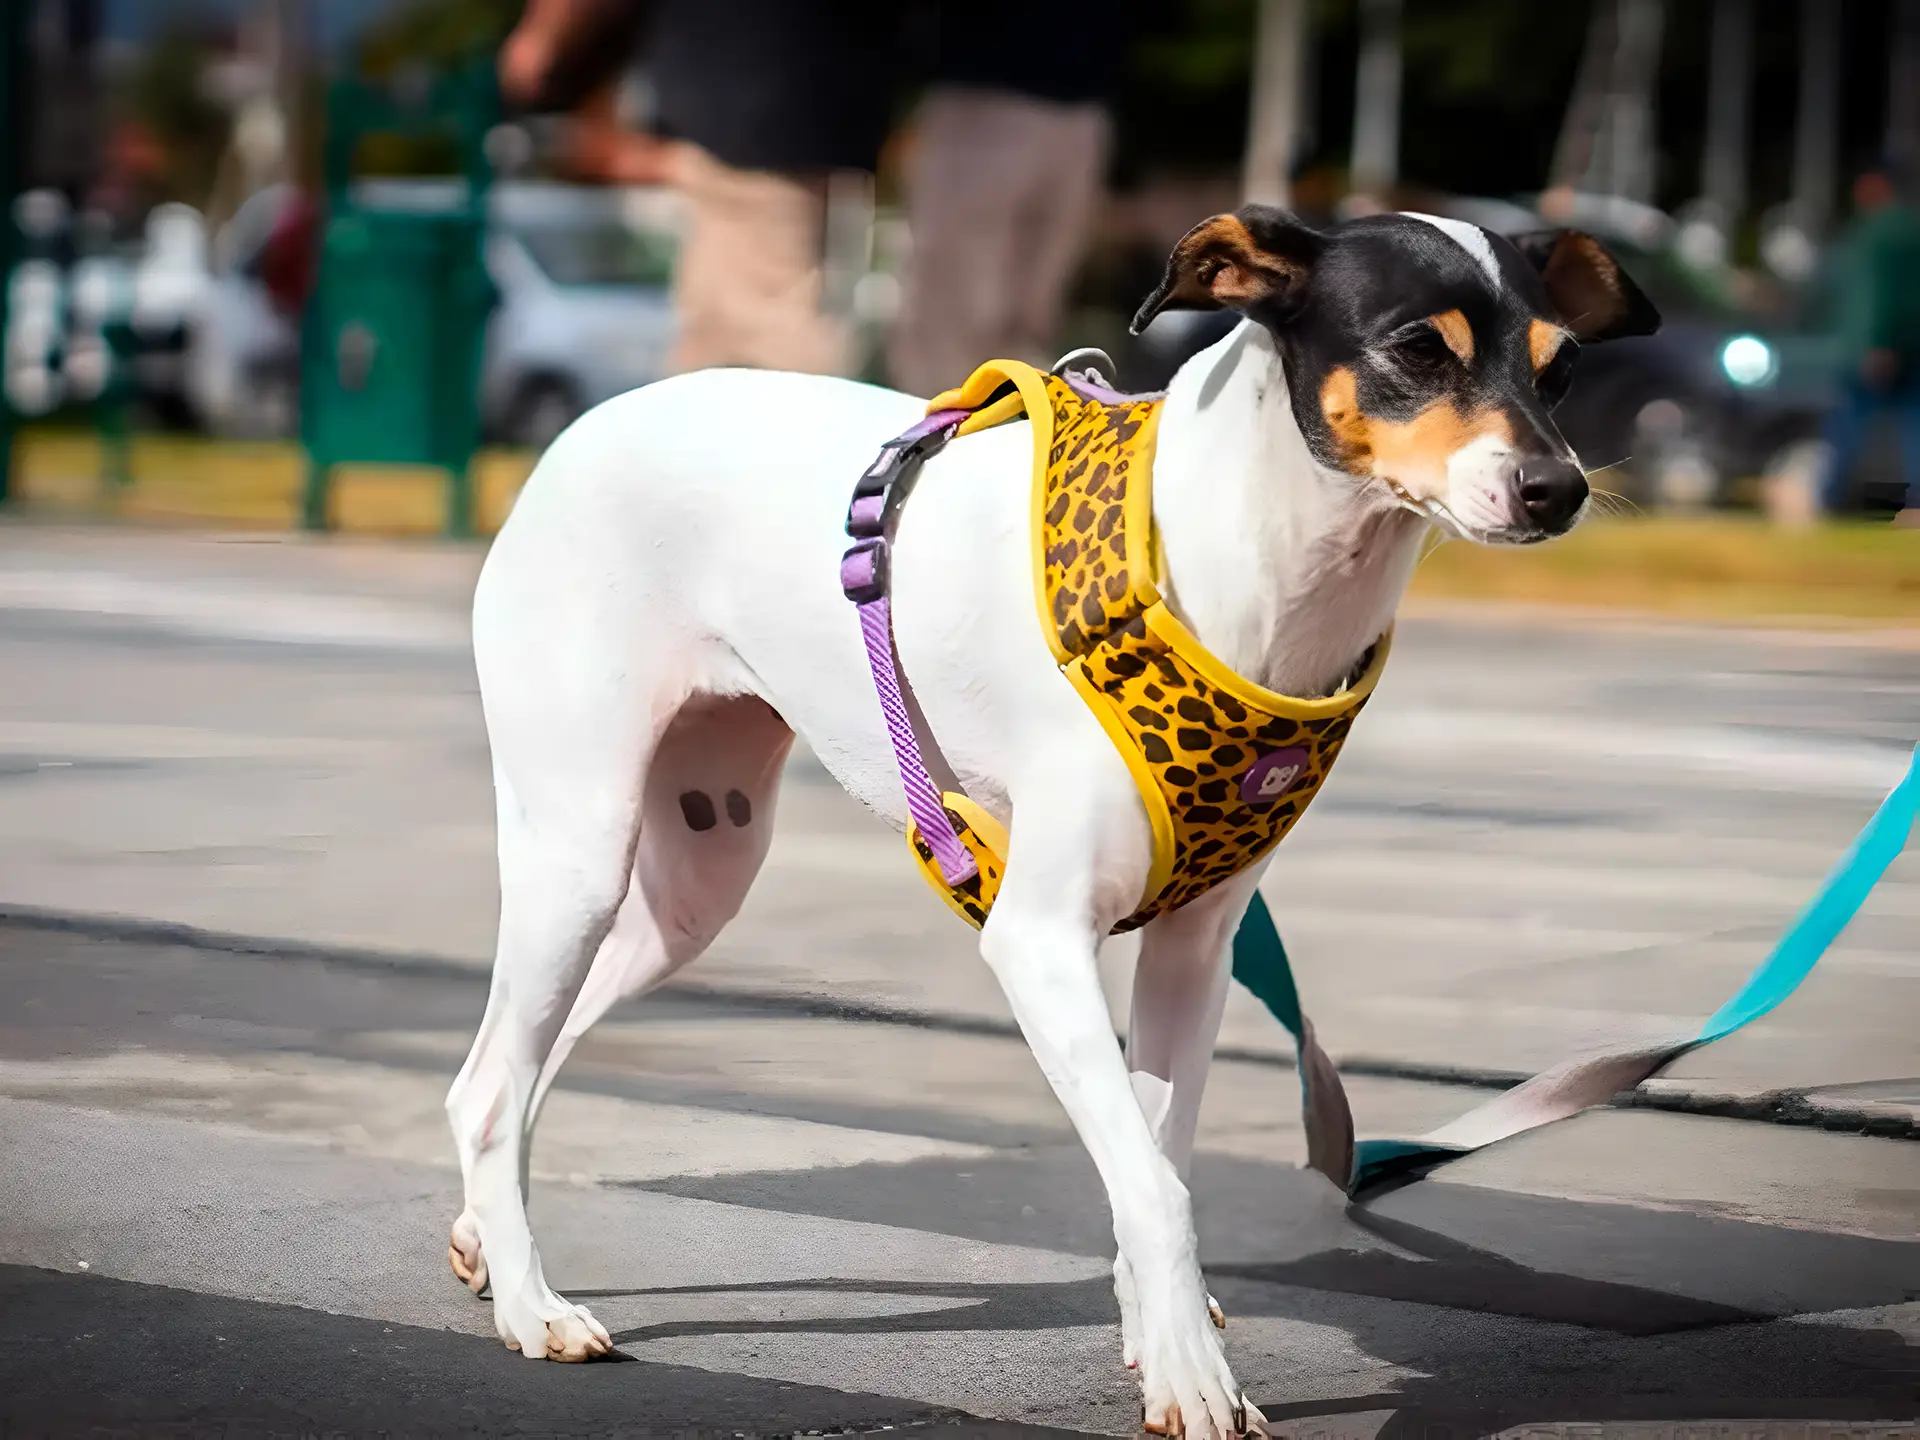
[3,902,1913,1142]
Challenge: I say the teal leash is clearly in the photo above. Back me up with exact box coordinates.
[1231,743,1920,1198]
[1697,746,1919,1043]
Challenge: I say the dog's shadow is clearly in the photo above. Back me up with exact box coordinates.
[569,1274,1116,1346]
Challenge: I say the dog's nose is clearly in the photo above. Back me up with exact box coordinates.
[1516,458,1588,532]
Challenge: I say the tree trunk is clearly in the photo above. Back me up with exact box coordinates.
[1549,0,1665,205]
[1350,0,1402,202]
[1888,0,1920,180]
[1548,0,1618,197]
[1244,0,1309,208]
[1701,0,1752,225]
[1605,0,1666,204]
[1793,0,1841,236]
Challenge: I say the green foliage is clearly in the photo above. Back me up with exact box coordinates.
[1131,0,1255,95]
[1113,0,1257,179]
[356,0,521,79]
[1399,0,1591,113]
[346,0,513,178]
[124,20,228,205]
[1110,0,1593,192]
[1394,0,1592,200]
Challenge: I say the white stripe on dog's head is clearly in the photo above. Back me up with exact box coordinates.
[1400,212,1504,292]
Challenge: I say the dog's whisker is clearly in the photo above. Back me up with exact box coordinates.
[1584,480,1642,521]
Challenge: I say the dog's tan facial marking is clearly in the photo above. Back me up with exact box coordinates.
[1318,364,1514,500]
[1370,404,1513,499]
[1529,317,1570,374]
[1318,365,1371,470]
[1428,309,1474,365]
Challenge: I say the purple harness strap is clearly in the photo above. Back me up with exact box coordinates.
[839,361,1153,890]
[839,408,977,887]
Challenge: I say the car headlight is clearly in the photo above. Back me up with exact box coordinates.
[1720,334,1778,387]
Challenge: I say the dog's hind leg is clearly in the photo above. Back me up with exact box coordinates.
[444,723,643,1360]
[1113,868,1264,1375]
[447,694,792,1321]
[442,532,670,1361]
[1126,871,1258,1174]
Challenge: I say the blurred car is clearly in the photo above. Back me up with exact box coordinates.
[115,203,215,425]
[1119,193,1835,508]
[4,206,67,418]
[476,181,679,448]
[189,180,679,447]
[189,182,304,437]
[4,190,208,423]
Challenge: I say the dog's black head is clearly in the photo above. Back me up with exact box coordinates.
[1132,206,1659,543]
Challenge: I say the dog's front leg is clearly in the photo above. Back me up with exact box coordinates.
[980,788,1249,1439]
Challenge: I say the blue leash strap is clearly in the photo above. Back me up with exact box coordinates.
[1698,745,1920,1042]
[1231,743,1920,1198]
[1230,897,1354,1184]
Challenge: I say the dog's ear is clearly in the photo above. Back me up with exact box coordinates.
[1130,206,1327,335]
[1509,229,1660,342]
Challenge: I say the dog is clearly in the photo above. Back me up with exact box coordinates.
[443,206,1657,1436]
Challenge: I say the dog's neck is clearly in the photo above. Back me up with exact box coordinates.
[1150,321,1430,699]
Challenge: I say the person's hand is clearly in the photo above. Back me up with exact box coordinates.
[499,27,557,106]
[556,84,685,187]
[1861,347,1900,389]
[499,0,576,107]
[500,0,640,112]
[567,115,688,187]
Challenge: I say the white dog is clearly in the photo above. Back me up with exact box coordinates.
[444,207,1657,1436]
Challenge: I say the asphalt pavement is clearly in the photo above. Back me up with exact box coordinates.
[0,525,1914,1436]
[1,923,1915,1435]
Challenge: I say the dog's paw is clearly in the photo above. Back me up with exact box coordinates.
[499,1299,612,1362]
[1134,1279,1247,1438]
[448,1211,488,1295]
[1141,1390,1264,1439]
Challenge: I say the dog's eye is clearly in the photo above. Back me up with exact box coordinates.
[1391,327,1452,371]
[1535,343,1579,408]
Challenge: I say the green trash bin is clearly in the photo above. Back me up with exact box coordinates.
[301,64,497,537]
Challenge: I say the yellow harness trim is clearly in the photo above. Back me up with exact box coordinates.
[907,359,1390,932]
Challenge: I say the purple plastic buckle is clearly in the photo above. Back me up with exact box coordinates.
[845,448,904,535]
[853,448,902,499]
[846,422,959,537]
[840,536,889,604]
[846,491,887,538]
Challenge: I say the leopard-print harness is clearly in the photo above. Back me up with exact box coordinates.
[855,357,1389,933]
